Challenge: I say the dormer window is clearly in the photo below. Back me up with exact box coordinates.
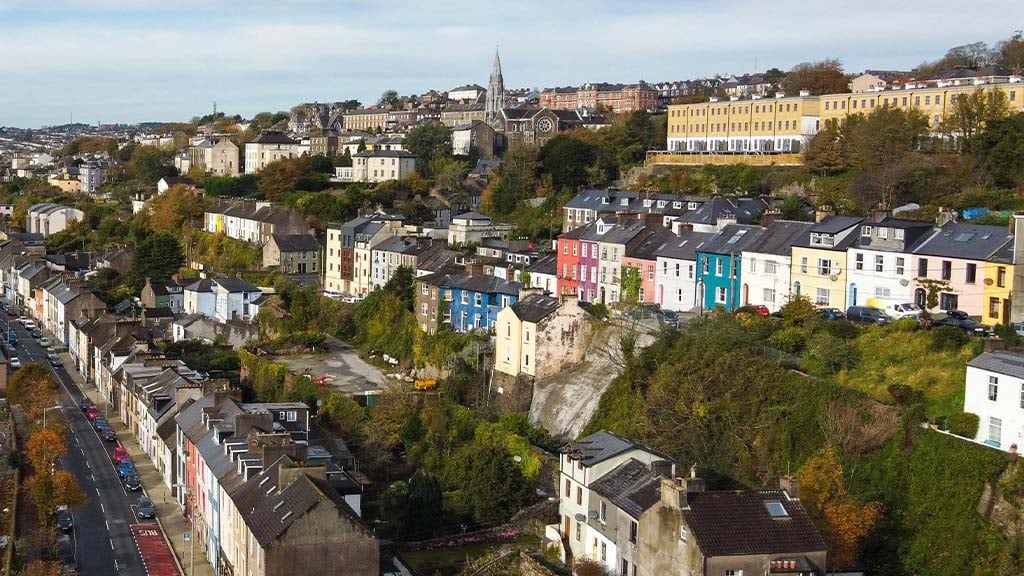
[601,197,610,205]
[643,199,653,207]
[657,200,667,208]
[673,202,683,209]
[687,202,697,210]
[862,226,872,237]
[620,198,628,206]
[877,228,888,240]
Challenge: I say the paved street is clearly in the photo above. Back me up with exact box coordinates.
[2,311,153,576]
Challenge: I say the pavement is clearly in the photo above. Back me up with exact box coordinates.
[64,351,216,576]
[272,335,386,393]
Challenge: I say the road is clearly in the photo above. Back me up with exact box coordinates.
[3,311,150,576]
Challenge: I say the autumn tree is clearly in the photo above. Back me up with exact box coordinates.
[782,59,849,96]
[6,363,58,423]
[941,88,1009,150]
[256,156,327,201]
[798,446,882,571]
[843,107,929,208]
[147,184,207,233]
[128,145,176,184]
[998,31,1024,71]
[26,428,66,473]
[803,119,845,176]
[404,123,452,172]
[482,145,539,215]
[30,470,86,526]
[17,561,62,576]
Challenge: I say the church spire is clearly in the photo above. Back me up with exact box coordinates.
[486,47,506,123]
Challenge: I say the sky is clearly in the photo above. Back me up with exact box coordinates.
[0,0,1022,127]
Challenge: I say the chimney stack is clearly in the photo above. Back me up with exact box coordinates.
[870,203,892,223]
[762,208,781,227]
[781,475,799,500]
[814,205,835,223]
[935,206,958,227]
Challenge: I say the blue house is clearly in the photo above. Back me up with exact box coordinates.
[696,225,764,312]
[418,272,522,333]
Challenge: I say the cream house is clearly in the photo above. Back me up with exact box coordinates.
[244,132,299,174]
[336,150,416,183]
[495,292,592,379]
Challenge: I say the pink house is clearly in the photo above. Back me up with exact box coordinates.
[622,230,672,304]
[910,221,1011,316]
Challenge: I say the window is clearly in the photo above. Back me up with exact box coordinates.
[874,287,892,298]
[286,410,297,422]
[875,255,884,273]
[679,524,687,542]
[817,258,831,276]
[600,542,607,561]
[989,417,1003,445]
[765,260,777,274]
[749,258,757,273]
[621,559,629,576]
[815,287,830,306]
[582,244,588,258]
[941,261,952,281]
[505,322,511,339]
[716,259,724,276]
[576,521,581,541]
[966,263,977,284]
[674,263,681,277]
[999,267,1007,287]
[420,303,428,315]
[896,257,905,276]
[764,288,776,303]
[524,354,529,367]
[989,376,999,401]
[918,258,928,277]
[877,227,888,240]
[577,487,582,505]
[862,226,872,237]
[421,283,428,295]
[715,287,727,304]
[725,571,743,576]
[800,257,808,274]
[991,297,1002,319]
[629,521,638,544]
[599,500,607,523]
[855,253,864,271]
[461,292,469,305]
[572,244,577,256]
[524,327,530,343]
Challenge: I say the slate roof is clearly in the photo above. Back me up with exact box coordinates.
[912,221,1012,260]
[654,231,716,261]
[352,150,415,159]
[625,229,674,260]
[184,279,213,293]
[271,234,320,253]
[454,211,491,221]
[565,430,667,467]
[679,196,767,226]
[510,294,560,323]
[968,351,1024,379]
[856,218,934,251]
[576,218,652,246]
[418,271,521,297]
[697,225,766,256]
[212,277,260,293]
[251,132,298,145]
[683,490,826,557]
[589,458,664,519]
[746,221,815,256]
[809,215,864,235]
[527,253,557,276]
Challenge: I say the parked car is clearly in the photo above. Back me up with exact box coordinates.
[79,399,94,412]
[29,328,41,339]
[86,407,101,421]
[56,506,73,532]
[818,308,846,321]
[736,305,770,317]
[657,309,680,325]
[123,474,142,491]
[933,315,990,336]
[885,302,922,319]
[48,354,62,367]
[8,357,20,369]
[136,497,156,520]
[101,427,117,442]
[117,460,135,478]
[846,306,892,325]
[113,447,130,463]
[22,320,35,330]
[945,309,970,320]
[93,418,109,431]
[39,337,50,348]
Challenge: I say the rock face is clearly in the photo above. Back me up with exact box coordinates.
[529,320,654,440]
[978,460,1024,537]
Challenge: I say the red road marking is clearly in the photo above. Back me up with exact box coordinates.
[131,523,182,576]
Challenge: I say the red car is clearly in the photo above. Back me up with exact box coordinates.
[113,447,129,463]
[86,407,101,421]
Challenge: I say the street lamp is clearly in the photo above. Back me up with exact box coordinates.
[42,405,62,428]
[172,483,195,576]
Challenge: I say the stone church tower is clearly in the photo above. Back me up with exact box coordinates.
[485,48,506,124]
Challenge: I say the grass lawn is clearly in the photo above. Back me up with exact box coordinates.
[402,534,540,575]
[836,325,980,417]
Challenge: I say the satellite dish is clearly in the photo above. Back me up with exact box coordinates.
[575,513,587,522]
[829,275,839,282]
[899,279,910,287]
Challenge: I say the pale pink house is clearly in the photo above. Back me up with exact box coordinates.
[910,221,1011,316]
[622,230,672,304]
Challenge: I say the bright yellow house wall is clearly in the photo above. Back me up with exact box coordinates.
[983,261,1013,326]
[790,246,850,310]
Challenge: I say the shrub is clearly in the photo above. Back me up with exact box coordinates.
[890,318,920,332]
[994,323,1023,347]
[588,302,609,320]
[769,326,806,354]
[947,412,980,438]
[930,325,968,351]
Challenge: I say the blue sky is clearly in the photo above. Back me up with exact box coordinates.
[0,0,1021,127]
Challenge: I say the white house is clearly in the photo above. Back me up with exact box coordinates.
[741,220,814,313]
[654,230,713,312]
[244,132,299,174]
[337,150,416,183]
[184,277,261,323]
[965,351,1024,452]
[844,218,934,310]
[27,203,85,237]
[448,211,513,246]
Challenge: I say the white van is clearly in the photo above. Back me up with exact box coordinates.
[885,302,922,319]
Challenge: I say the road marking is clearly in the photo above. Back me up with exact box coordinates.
[100,502,105,513]
[106,520,110,530]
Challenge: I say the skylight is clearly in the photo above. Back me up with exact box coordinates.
[953,233,976,242]
[726,230,747,245]
[765,500,789,517]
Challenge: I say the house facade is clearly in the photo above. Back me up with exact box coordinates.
[696,225,764,312]
[263,234,321,275]
[789,215,864,312]
[741,220,814,312]
[244,132,300,174]
[494,293,592,379]
[845,218,933,310]
[965,351,1024,452]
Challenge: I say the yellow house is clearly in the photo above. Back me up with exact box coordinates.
[47,174,80,194]
[667,93,820,154]
[983,243,1013,326]
[789,215,865,311]
[820,81,1024,128]
[495,293,592,380]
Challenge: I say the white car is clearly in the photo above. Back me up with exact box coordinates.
[9,356,21,369]
[22,320,36,330]
[885,302,922,319]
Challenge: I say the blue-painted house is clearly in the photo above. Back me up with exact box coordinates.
[416,271,521,333]
[696,224,765,312]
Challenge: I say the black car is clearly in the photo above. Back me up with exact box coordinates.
[56,507,73,532]
[136,497,156,519]
[818,308,846,321]
[29,328,41,339]
[93,418,109,431]
[123,474,142,491]
[933,315,990,336]
[846,306,892,325]
[945,309,970,320]
[79,399,94,412]
[657,309,680,325]
[100,427,117,442]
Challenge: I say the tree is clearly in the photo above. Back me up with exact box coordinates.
[26,428,66,473]
[942,88,1010,149]
[431,157,470,195]
[782,59,849,96]
[452,442,532,523]
[843,107,929,208]
[970,113,1024,189]
[405,472,445,538]
[804,119,846,176]
[573,558,610,576]
[129,232,184,286]
[916,278,952,311]
[483,145,539,215]
[17,561,62,576]
[6,363,58,423]
[257,156,327,201]
[620,265,642,305]
[379,89,400,109]
[764,67,786,91]
[798,446,882,571]
[997,31,1024,71]
[340,99,362,112]
[128,145,176,184]
[539,135,599,190]
[29,469,86,526]
[148,184,207,233]
[943,41,996,69]
[203,174,260,198]
[404,123,452,172]
[383,266,415,311]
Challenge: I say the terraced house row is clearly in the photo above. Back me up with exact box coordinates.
[555,194,1024,326]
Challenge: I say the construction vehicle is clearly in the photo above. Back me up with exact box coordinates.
[415,379,437,391]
